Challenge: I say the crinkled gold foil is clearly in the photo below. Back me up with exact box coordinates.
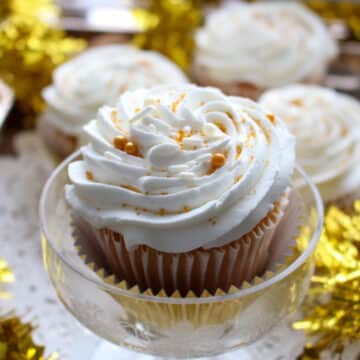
[132,0,207,70]
[0,314,59,360]
[294,202,360,359]
[0,0,86,127]
[305,0,360,40]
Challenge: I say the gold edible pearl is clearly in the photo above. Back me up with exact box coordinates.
[113,136,127,150]
[124,141,138,155]
[211,153,226,169]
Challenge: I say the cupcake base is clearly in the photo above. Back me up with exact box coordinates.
[192,65,326,100]
[73,190,291,296]
[38,116,78,160]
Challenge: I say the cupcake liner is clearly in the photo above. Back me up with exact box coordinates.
[38,115,78,160]
[192,64,325,100]
[73,190,292,297]
[192,65,264,100]
[76,190,305,330]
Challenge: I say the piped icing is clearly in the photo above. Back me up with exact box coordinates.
[260,84,360,202]
[195,2,338,87]
[42,45,188,135]
[66,85,295,252]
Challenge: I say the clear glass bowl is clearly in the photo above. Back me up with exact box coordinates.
[40,151,323,359]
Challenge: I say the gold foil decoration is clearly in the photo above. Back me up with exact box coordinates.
[294,202,360,359]
[132,0,206,70]
[0,258,14,300]
[305,1,360,40]
[0,0,86,127]
[0,314,59,360]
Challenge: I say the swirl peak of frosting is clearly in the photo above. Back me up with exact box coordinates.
[195,2,338,87]
[42,45,188,135]
[260,84,360,202]
[66,85,295,252]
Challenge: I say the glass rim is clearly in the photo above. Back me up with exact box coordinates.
[39,150,324,305]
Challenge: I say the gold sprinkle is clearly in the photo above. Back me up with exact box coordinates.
[171,92,186,112]
[234,175,242,183]
[124,141,138,155]
[215,121,227,133]
[111,110,118,123]
[183,206,191,212]
[210,153,226,172]
[236,144,242,159]
[266,113,276,123]
[114,136,127,150]
[135,108,141,113]
[122,185,141,193]
[158,208,166,216]
[86,171,94,181]
[290,98,303,106]
[137,59,152,67]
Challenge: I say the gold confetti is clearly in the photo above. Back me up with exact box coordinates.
[0,0,86,127]
[0,314,59,360]
[132,1,218,70]
[0,258,14,300]
[294,202,360,358]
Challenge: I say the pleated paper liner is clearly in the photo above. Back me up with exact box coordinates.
[72,189,291,297]
[74,190,306,330]
[192,63,325,100]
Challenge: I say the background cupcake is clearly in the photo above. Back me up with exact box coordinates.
[66,84,295,296]
[39,45,188,159]
[260,84,360,203]
[193,2,338,99]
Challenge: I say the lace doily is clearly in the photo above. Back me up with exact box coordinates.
[0,131,358,359]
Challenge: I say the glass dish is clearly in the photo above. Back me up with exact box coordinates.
[40,151,323,359]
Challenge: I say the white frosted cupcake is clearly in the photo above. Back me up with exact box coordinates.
[39,45,188,159]
[67,84,295,296]
[193,2,338,99]
[260,84,360,203]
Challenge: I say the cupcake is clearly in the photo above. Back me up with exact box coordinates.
[39,45,188,160]
[193,2,338,99]
[66,84,295,296]
[260,84,360,203]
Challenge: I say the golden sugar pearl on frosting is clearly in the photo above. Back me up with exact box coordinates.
[113,136,140,156]
[124,141,139,156]
[211,153,226,170]
[114,135,128,150]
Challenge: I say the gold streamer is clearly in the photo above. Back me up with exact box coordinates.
[305,0,360,40]
[294,202,360,359]
[133,0,211,70]
[0,314,59,360]
[0,0,86,127]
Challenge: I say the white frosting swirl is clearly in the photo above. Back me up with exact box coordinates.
[260,85,360,202]
[195,2,338,87]
[42,45,188,135]
[66,85,295,252]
